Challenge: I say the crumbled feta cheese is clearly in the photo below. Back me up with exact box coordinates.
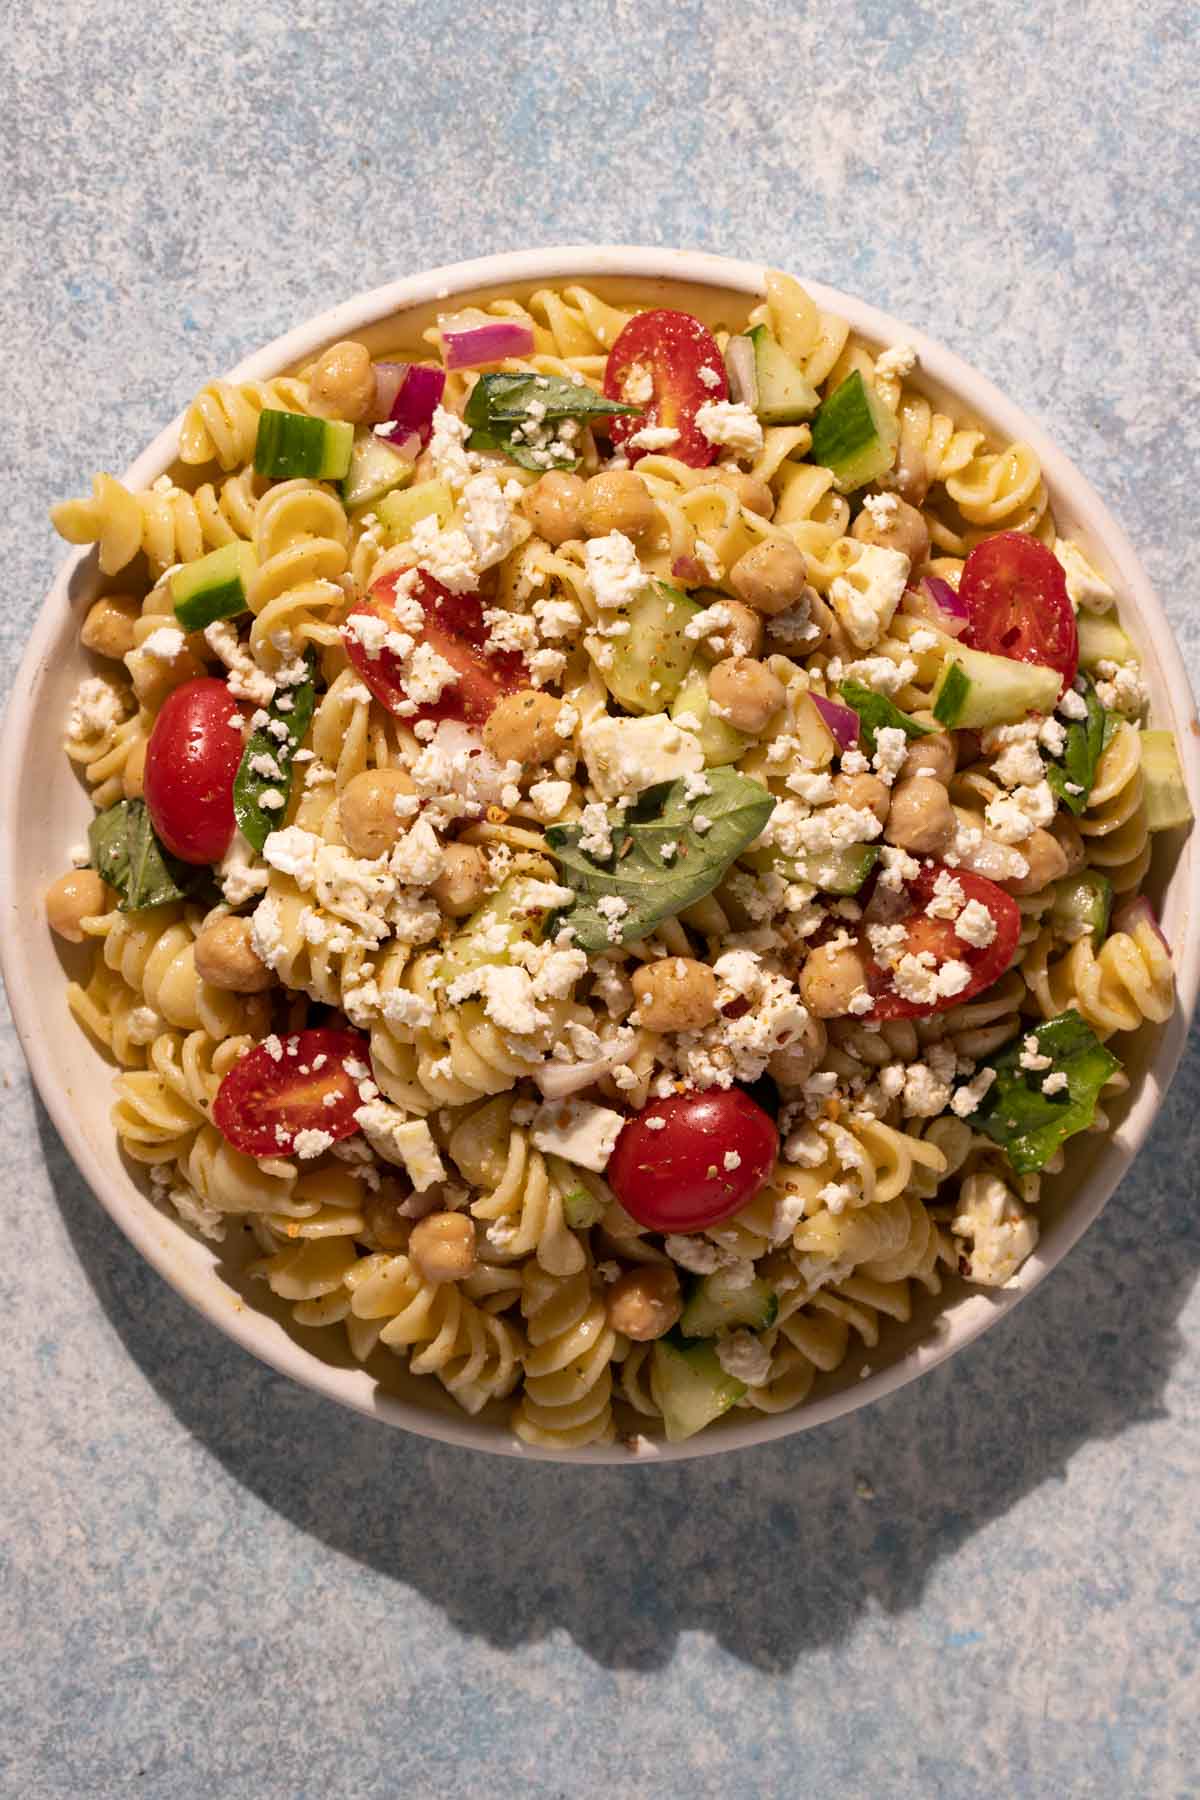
[827,543,910,651]
[292,1128,334,1160]
[955,898,997,948]
[1054,538,1117,614]
[1041,1070,1069,1096]
[1056,687,1089,722]
[67,676,127,741]
[697,364,722,391]
[626,424,680,453]
[427,405,479,492]
[140,625,187,662]
[950,1066,997,1118]
[203,619,275,706]
[892,952,971,1005]
[580,714,703,799]
[715,1331,772,1387]
[861,492,899,530]
[217,828,269,907]
[694,400,764,459]
[528,778,572,822]
[530,1098,625,1172]
[985,781,1056,844]
[1019,1035,1053,1073]
[478,965,547,1036]
[952,1172,1039,1287]
[874,342,918,381]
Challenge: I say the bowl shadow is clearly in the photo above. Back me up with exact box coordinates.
[36,1021,1200,1675]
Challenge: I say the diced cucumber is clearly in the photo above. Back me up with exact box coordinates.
[171,541,257,631]
[1050,870,1113,947]
[603,581,700,715]
[810,370,900,494]
[670,668,749,767]
[932,644,1063,730]
[651,1336,748,1443]
[437,871,553,985]
[680,1271,778,1339]
[378,479,455,541]
[741,842,879,896]
[1140,730,1194,831]
[1077,612,1135,671]
[254,409,353,481]
[341,428,415,511]
[744,325,820,424]
[546,1158,608,1229]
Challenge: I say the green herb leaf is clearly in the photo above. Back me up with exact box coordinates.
[1046,674,1108,816]
[838,679,932,755]
[464,373,642,474]
[233,650,318,852]
[970,1011,1120,1175]
[88,799,212,912]
[546,768,776,952]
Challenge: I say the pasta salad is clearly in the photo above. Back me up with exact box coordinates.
[46,271,1193,1448]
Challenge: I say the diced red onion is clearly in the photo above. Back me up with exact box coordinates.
[441,315,535,370]
[1113,896,1171,953]
[901,576,969,638]
[388,364,446,450]
[368,362,409,423]
[810,692,860,748]
[924,575,968,618]
[671,555,706,585]
[372,425,421,463]
[725,336,758,409]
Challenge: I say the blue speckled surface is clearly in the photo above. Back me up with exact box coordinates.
[4,4,1199,1794]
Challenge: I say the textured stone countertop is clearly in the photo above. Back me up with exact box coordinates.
[3,3,1198,1794]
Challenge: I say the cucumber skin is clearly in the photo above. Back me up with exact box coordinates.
[1051,871,1113,946]
[604,582,699,715]
[670,669,748,766]
[1140,730,1195,831]
[341,430,415,511]
[1077,612,1134,671]
[680,1275,779,1339]
[651,1338,748,1443]
[254,410,353,481]
[810,371,899,493]
[378,479,455,540]
[746,325,820,424]
[932,645,1062,730]
[171,542,256,631]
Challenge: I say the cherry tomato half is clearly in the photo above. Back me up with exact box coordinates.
[607,1088,778,1233]
[212,1027,372,1157]
[143,677,244,865]
[343,569,526,727]
[603,309,728,468]
[960,532,1078,690]
[861,861,1021,1022]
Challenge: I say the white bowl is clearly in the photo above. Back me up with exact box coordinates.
[4,246,1198,1462]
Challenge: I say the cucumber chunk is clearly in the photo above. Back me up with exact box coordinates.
[603,581,700,715]
[651,1336,747,1443]
[741,842,879,896]
[254,409,353,481]
[341,428,415,511]
[810,371,900,493]
[670,668,749,767]
[932,644,1063,730]
[546,1158,609,1229]
[742,325,820,423]
[171,541,257,631]
[1050,871,1113,947]
[377,479,455,541]
[1077,612,1134,671]
[1140,730,1194,831]
[437,869,554,985]
[680,1271,778,1339]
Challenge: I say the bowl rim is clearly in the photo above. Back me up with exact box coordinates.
[4,243,1198,1463]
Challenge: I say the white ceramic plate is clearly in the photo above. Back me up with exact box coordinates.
[4,246,1198,1462]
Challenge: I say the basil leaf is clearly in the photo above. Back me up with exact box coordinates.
[233,649,318,852]
[546,768,776,952]
[838,680,932,755]
[970,1011,1120,1175]
[1046,674,1108,816]
[465,373,642,475]
[88,799,211,912]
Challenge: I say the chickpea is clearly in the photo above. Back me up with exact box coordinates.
[309,339,375,422]
[799,941,871,1020]
[339,768,417,860]
[707,599,763,661]
[707,657,785,735]
[768,1016,828,1090]
[900,730,955,785]
[430,844,489,919]
[45,870,111,942]
[127,640,206,709]
[522,470,586,545]
[829,770,890,827]
[886,776,956,855]
[1004,828,1070,897]
[193,916,274,992]
[1050,811,1086,876]
[709,468,775,518]
[409,1210,477,1284]
[851,494,930,567]
[482,689,562,767]
[365,1181,412,1250]
[605,1265,682,1341]
[81,594,139,661]
[631,958,718,1033]
[123,736,148,800]
[581,470,657,540]
[728,539,810,616]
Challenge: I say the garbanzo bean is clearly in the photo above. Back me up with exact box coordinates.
[605,1266,682,1341]
[581,470,656,540]
[409,1210,477,1284]
[728,539,810,616]
[900,731,955,784]
[193,916,274,992]
[522,471,586,545]
[81,594,139,660]
[45,870,111,943]
[709,468,775,518]
[829,770,890,827]
[309,340,375,422]
[482,690,563,766]
[339,768,417,860]
[430,844,489,918]
[851,494,930,566]
[885,776,956,855]
[799,941,870,1019]
[707,657,785,735]
[1004,828,1070,897]
[631,958,718,1033]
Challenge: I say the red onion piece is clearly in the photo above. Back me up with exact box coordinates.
[810,692,860,748]
[442,316,535,370]
[924,575,968,618]
[389,364,446,449]
[372,426,421,463]
[1113,896,1171,953]
[901,577,968,638]
[367,362,409,423]
[725,336,758,409]
[671,555,706,585]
